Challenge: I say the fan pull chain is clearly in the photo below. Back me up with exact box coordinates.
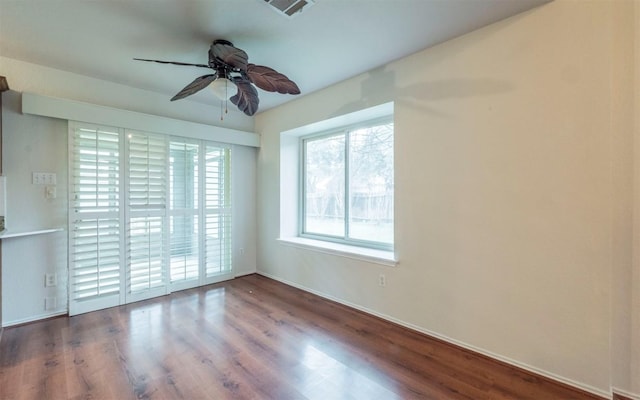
[225,79,229,115]
[219,79,229,121]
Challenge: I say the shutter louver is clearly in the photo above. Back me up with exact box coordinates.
[72,218,120,298]
[72,127,120,213]
[170,215,199,281]
[128,216,165,292]
[129,134,167,210]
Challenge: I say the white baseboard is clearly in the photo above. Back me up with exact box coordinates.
[2,310,67,328]
[257,271,610,399]
[235,270,257,278]
[613,388,640,400]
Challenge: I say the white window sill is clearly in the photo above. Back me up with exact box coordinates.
[277,237,397,267]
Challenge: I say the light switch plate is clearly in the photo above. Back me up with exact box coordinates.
[33,172,57,185]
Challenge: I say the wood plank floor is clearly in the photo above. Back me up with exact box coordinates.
[0,274,603,400]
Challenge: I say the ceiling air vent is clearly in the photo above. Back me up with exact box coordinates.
[262,0,315,18]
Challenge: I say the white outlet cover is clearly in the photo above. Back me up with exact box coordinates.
[45,272,57,287]
[45,297,57,310]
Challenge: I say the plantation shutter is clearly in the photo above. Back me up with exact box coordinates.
[69,123,122,315]
[169,140,200,289]
[69,123,235,314]
[126,131,168,301]
[204,144,232,280]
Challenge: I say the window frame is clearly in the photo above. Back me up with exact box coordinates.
[299,116,394,252]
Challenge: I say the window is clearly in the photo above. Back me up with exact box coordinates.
[301,118,394,250]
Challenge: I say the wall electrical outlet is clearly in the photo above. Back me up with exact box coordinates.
[45,273,57,287]
[45,297,57,310]
[379,273,386,287]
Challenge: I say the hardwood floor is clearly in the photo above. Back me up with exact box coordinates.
[0,274,604,400]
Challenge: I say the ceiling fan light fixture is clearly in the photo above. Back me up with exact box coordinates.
[210,77,236,100]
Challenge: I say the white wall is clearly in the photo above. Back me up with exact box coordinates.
[612,0,637,396]
[232,144,258,277]
[256,1,636,396]
[1,91,68,324]
[631,1,640,395]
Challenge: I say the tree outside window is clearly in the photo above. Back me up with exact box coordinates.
[302,119,393,250]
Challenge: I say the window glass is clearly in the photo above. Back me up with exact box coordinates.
[304,133,345,237]
[348,122,394,244]
[302,118,394,250]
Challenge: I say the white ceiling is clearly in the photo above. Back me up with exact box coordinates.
[0,0,548,115]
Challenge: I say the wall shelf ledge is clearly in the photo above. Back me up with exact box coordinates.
[0,228,64,239]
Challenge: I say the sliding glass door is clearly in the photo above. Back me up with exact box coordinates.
[68,122,233,315]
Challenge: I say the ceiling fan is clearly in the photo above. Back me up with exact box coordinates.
[135,39,300,117]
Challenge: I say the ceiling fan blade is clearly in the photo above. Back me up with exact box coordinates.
[230,77,259,116]
[209,40,248,71]
[246,64,300,95]
[170,74,217,101]
[134,58,210,69]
